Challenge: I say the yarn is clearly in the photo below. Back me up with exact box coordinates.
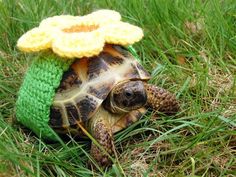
[16,53,73,140]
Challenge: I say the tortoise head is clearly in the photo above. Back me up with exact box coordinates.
[103,80,147,113]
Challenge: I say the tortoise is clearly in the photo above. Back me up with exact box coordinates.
[50,44,179,167]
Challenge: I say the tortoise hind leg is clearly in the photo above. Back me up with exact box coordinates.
[144,83,180,114]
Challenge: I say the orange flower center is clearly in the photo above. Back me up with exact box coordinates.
[62,24,99,33]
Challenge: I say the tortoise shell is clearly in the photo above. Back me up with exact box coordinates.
[49,44,150,134]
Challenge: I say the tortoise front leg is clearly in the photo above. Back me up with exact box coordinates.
[88,108,114,167]
[144,83,180,114]
[90,119,113,167]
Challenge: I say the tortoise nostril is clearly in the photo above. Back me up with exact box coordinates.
[122,100,128,107]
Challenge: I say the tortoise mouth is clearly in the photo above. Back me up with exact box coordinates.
[62,24,99,33]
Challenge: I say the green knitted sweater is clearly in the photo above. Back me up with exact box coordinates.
[16,54,73,140]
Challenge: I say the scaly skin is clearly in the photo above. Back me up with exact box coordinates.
[144,83,180,114]
[89,108,113,167]
[90,122,113,167]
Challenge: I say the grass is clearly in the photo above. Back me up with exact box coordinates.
[0,0,235,176]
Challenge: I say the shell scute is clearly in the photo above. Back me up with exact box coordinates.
[100,52,124,66]
[76,95,99,122]
[49,107,63,128]
[57,67,82,92]
[65,104,79,125]
[88,80,114,100]
[87,56,109,80]
[111,45,129,58]
[136,63,150,78]
[124,62,141,79]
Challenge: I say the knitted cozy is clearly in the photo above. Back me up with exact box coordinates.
[16,54,72,139]
[16,10,143,140]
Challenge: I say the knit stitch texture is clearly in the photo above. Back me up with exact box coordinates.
[16,54,73,140]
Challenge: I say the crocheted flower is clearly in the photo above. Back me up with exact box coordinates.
[17,9,143,59]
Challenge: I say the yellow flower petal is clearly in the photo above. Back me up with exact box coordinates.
[85,9,121,25]
[40,15,79,29]
[52,31,105,58]
[17,10,144,59]
[17,27,53,52]
[102,22,144,46]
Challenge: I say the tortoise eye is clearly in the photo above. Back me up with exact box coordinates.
[124,90,133,97]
